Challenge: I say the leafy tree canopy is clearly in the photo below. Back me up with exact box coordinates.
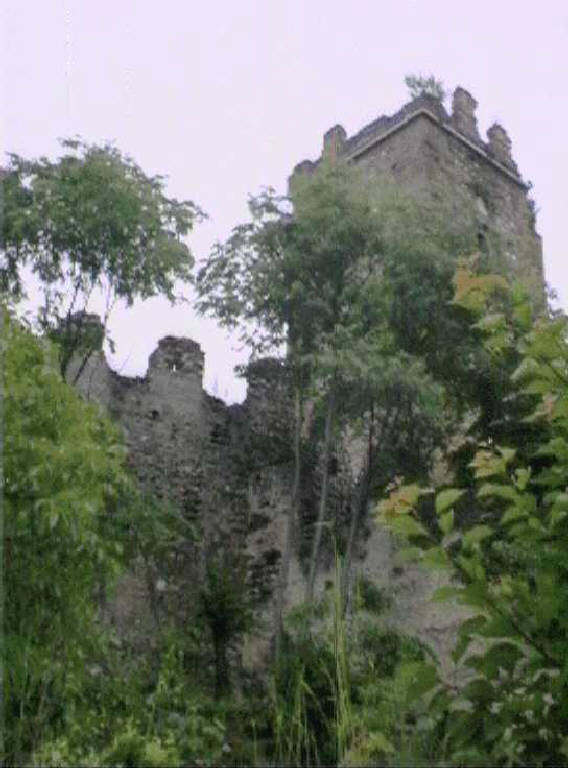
[2,308,135,761]
[1,138,204,373]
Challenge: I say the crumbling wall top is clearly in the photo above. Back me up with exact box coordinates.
[148,335,204,377]
[289,86,526,188]
[487,123,517,172]
[451,86,481,143]
[323,124,347,160]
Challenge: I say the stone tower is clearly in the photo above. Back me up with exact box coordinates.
[72,87,544,674]
[290,86,543,291]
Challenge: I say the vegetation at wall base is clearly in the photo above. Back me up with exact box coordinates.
[378,265,568,766]
[2,133,564,766]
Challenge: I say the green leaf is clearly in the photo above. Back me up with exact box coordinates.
[482,641,524,676]
[399,661,439,702]
[439,509,454,535]
[422,545,452,571]
[454,616,487,662]
[514,468,531,491]
[463,524,493,549]
[477,483,519,502]
[397,546,423,563]
[462,677,495,705]
[501,506,528,525]
[435,488,464,515]
[389,514,430,540]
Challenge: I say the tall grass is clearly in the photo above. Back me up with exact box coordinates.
[271,545,355,767]
[331,547,353,764]
[272,661,321,766]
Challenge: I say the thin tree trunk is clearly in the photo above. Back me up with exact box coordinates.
[275,373,303,657]
[306,387,335,602]
[71,347,95,386]
[213,634,230,699]
[342,404,375,605]
[341,404,402,610]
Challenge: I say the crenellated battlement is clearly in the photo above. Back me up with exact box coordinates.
[289,85,543,288]
[291,86,526,185]
[148,335,204,379]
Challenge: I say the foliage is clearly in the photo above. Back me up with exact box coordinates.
[2,138,203,373]
[405,73,446,101]
[2,309,133,762]
[269,553,433,767]
[2,310,210,763]
[31,632,227,767]
[195,160,393,628]
[199,544,254,698]
[377,269,568,766]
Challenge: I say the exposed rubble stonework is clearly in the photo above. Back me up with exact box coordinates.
[73,87,541,678]
[292,87,542,291]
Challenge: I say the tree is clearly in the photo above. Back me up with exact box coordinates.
[340,343,445,604]
[198,544,252,699]
[1,138,204,376]
[196,161,390,614]
[286,162,387,602]
[196,165,484,618]
[195,185,311,647]
[2,308,134,762]
[378,268,568,765]
[404,74,446,102]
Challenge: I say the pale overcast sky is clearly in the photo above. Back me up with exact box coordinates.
[3,0,567,402]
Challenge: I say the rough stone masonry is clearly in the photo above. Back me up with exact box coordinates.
[72,86,543,676]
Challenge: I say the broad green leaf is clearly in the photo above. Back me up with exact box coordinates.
[469,450,507,479]
[422,545,452,570]
[439,509,454,535]
[462,677,495,704]
[482,641,524,676]
[388,514,430,540]
[501,505,528,525]
[477,483,519,502]
[514,467,531,491]
[454,614,487,661]
[463,524,493,549]
[435,488,464,515]
[481,613,516,638]
[398,661,439,702]
[550,507,567,528]
[397,546,423,563]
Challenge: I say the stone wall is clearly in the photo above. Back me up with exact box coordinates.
[71,324,469,676]
[70,86,542,675]
[291,86,543,292]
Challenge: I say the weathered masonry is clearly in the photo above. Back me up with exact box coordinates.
[291,87,543,290]
[74,86,542,675]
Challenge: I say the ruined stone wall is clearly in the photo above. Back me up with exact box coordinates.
[68,86,542,673]
[70,327,469,675]
[292,86,543,291]
[70,335,297,653]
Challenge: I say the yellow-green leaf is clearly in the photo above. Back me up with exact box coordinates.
[435,488,464,515]
[439,509,454,535]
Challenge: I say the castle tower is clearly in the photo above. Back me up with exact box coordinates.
[290,86,543,291]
